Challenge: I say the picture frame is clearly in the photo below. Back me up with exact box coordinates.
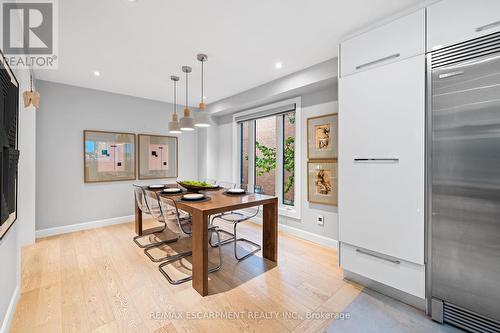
[138,134,178,180]
[307,113,338,159]
[307,159,337,206]
[83,130,136,183]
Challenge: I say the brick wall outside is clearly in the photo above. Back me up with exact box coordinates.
[240,113,295,204]
[255,117,277,196]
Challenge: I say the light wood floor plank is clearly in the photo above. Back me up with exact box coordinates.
[10,219,361,333]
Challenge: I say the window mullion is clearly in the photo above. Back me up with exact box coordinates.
[248,120,255,186]
[276,115,284,204]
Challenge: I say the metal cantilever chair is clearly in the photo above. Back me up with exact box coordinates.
[157,196,223,285]
[132,185,178,249]
[209,184,263,261]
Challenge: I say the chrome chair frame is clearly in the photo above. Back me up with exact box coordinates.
[142,190,190,263]
[132,185,178,249]
[209,184,262,261]
[157,196,223,285]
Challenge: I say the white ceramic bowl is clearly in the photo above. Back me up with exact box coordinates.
[148,184,165,189]
[162,188,182,193]
[227,188,245,194]
[182,193,205,200]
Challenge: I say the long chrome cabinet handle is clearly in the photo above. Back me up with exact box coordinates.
[476,20,500,32]
[438,71,464,79]
[354,158,399,162]
[356,53,400,70]
[356,248,401,264]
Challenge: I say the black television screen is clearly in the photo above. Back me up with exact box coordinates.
[0,51,19,240]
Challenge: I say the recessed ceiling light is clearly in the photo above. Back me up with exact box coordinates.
[275,62,282,69]
[128,0,137,2]
[93,71,101,77]
[203,96,207,100]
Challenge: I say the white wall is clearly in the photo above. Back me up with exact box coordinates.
[35,80,199,232]
[206,85,339,241]
[0,67,36,332]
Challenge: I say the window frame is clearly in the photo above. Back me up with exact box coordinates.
[233,97,301,219]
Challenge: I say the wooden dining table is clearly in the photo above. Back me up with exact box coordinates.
[135,187,278,296]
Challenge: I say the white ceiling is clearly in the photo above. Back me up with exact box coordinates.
[34,0,424,106]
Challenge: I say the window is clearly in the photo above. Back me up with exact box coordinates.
[240,121,249,185]
[255,116,277,196]
[282,111,295,205]
[238,108,295,207]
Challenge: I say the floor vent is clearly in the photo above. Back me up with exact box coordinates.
[444,302,500,333]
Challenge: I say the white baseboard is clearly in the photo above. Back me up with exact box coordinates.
[35,213,339,250]
[0,285,19,333]
[36,215,135,239]
[249,216,338,249]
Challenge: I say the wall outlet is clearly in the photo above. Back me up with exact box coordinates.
[317,215,324,226]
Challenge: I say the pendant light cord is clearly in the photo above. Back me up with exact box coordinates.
[201,60,204,104]
[173,79,177,115]
[185,70,189,109]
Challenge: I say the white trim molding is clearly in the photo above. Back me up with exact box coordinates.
[232,97,302,220]
[248,215,338,249]
[36,215,135,238]
[0,285,19,333]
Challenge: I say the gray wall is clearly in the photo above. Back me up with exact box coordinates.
[298,86,338,239]
[206,84,339,241]
[35,81,199,231]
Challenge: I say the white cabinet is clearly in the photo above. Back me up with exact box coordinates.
[340,9,425,77]
[340,243,425,298]
[339,55,425,265]
[428,0,500,51]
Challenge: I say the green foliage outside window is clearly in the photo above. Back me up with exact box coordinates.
[253,113,295,195]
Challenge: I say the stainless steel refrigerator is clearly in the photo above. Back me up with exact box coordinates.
[428,31,500,332]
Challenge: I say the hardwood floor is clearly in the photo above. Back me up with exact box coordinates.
[10,218,362,333]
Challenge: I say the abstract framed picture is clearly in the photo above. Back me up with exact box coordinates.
[307,113,338,159]
[307,159,337,206]
[83,130,136,183]
[138,134,178,180]
[0,50,20,240]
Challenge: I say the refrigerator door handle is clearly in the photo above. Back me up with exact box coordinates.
[438,71,465,79]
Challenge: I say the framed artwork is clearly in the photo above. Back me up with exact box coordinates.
[83,130,136,183]
[307,113,338,159]
[0,50,20,240]
[307,160,337,206]
[138,134,178,179]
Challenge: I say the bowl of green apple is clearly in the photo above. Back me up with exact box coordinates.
[177,180,220,192]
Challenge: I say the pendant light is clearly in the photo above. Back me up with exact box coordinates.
[23,74,40,108]
[195,53,211,127]
[168,75,181,134]
[179,66,195,131]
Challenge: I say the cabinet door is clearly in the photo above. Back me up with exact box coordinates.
[338,55,425,265]
[428,0,500,51]
[340,9,425,77]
